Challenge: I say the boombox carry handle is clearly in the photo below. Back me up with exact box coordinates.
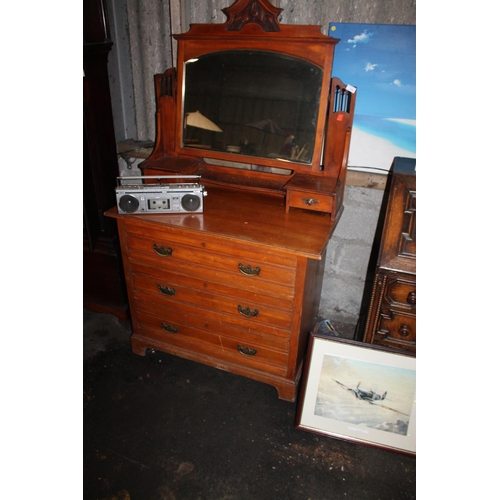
[116,175,202,186]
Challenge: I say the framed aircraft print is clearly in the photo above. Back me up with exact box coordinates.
[295,335,416,456]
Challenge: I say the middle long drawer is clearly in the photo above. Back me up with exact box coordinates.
[131,271,294,336]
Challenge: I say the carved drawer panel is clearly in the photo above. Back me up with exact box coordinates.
[374,309,416,352]
[378,167,416,274]
[364,273,416,353]
[381,276,416,311]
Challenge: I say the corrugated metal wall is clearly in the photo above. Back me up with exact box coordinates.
[108,0,416,142]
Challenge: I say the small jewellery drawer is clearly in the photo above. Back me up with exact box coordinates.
[286,190,334,215]
[134,291,291,339]
[375,309,416,352]
[134,308,289,375]
[131,271,294,331]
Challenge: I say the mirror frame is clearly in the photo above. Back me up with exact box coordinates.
[173,1,337,174]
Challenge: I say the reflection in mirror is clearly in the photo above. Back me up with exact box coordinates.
[183,50,323,164]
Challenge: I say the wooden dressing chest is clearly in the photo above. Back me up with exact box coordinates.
[105,0,356,400]
[106,186,334,401]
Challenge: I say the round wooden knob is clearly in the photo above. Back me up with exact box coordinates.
[406,291,416,305]
[399,324,411,337]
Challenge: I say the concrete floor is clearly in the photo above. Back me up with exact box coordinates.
[83,309,416,499]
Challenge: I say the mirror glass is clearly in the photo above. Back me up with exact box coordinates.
[182,50,323,164]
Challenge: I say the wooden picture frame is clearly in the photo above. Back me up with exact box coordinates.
[295,334,416,456]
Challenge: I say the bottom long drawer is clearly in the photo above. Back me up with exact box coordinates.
[134,308,289,376]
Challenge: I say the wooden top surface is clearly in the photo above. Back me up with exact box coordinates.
[284,173,338,194]
[106,186,335,259]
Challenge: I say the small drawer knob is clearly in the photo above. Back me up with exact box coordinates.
[399,324,411,337]
[302,197,319,206]
[406,291,416,305]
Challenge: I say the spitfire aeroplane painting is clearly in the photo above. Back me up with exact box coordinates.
[314,354,416,436]
[296,336,416,454]
[333,380,409,417]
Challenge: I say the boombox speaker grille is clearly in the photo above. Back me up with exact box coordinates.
[119,194,140,213]
[181,194,201,211]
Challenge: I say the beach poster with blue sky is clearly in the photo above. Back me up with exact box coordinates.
[329,23,416,172]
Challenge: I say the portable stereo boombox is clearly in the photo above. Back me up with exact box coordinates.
[115,176,207,214]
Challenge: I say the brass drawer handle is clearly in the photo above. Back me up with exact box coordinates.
[238,263,261,277]
[158,284,176,296]
[406,291,416,305]
[302,197,319,206]
[153,244,173,257]
[399,324,411,337]
[161,322,178,334]
[238,305,259,318]
[237,345,257,356]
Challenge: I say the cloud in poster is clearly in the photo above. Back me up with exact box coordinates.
[347,30,374,48]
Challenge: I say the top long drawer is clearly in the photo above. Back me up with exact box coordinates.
[125,222,298,269]
[124,231,298,294]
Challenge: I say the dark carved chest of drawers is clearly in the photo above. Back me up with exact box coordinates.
[362,157,416,353]
[106,186,334,401]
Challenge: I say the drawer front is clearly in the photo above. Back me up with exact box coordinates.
[287,190,334,214]
[364,273,416,353]
[134,308,289,376]
[383,278,416,310]
[134,292,292,339]
[126,222,298,268]
[131,268,293,311]
[131,272,294,331]
[374,309,416,352]
[125,232,297,298]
